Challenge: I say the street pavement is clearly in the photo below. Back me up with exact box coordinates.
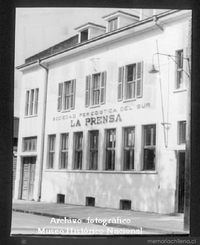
[12,199,188,235]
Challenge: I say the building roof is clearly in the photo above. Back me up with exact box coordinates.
[17,9,188,70]
[74,22,106,31]
[25,35,78,64]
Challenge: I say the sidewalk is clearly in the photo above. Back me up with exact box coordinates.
[12,200,188,234]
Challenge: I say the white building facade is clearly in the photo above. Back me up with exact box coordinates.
[15,9,191,214]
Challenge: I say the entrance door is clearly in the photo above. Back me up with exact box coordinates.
[21,157,36,200]
[178,152,185,213]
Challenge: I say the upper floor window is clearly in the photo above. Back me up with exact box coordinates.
[23,137,37,152]
[178,121,186,144]
[108,18,118,31]
[60,133,69,169]
[74,132,83,170]
[118,62,143,101]
[175,50,184,89]
[89,131,99,170]
[80,29,88,42]
[123,127,135,170]
[85,71,106,107]
[105,129,116,170]
[143,124,156,171]
[47,135,56,169]
[57,80,76,112]
[25,88,39,116]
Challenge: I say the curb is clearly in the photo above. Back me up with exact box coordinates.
[12,208,187,235]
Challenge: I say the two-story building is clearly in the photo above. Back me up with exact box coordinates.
[14,9,191,214]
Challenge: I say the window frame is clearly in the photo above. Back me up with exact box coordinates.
[89,130,99,170]
[123,127,135,171]
[25,88,39,116]
[178,121,186,145]
[23,137,37,152]
[175,49,184,90]
[57,79,76,112]
[105,129,116,170]
[118,62,143,102]
[143,124,156,171]
[47,135,56,169]
[59,133,69,169]
[85,71,106,107]
[108,18,118,32]
[74,132,83,170]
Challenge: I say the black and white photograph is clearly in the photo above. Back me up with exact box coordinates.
[11,7,193,238]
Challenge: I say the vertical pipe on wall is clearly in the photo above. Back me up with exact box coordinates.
[37,60,49,201]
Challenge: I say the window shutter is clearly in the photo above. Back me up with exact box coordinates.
[100,71,106,104]
[71,79,76,110]
[57,83,63,111]
[25,90,30,116]
[136,62,143,98]
[85,75,91,107]
[34,88,39,115]
[118,66,124,101]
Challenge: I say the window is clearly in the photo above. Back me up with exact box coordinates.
[123,127,135,170]
[57,80,76,111]
[178,121,186,144]
[25,88,39,116]
[176,50,184,89]
[105,129,116,170]
[108,18,118,31]
[143,125,156,171]
[80,29,88,42]
[60,133,69,169]
[23,137,37,152]
[85,72,106,107]
[89,131,99,170]
[118,62,143,101]
[48,135,56,169]
[74,132,83,170]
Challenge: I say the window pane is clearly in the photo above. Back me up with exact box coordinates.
[23,137,37,152]
[30,90,34,115]
[127,65,133,81]
[124,149,134,170]
[144,149,155,170]
[179,121,186,144]
[25,91,29,116]
[74,133,83,169]
[34,88,39,114]
[144,125,156,146]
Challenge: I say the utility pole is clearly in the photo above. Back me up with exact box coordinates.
[184,17,192,232]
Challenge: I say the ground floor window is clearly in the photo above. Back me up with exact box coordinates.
[23,137,37,152]
[47,135,56,169]
[89,130,99,170]
[60,133,69,169]
[143,125,156,170]
[123,127,135,170]
[105,129,116,170]
[74,132,83,170]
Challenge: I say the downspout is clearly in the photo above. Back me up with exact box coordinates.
[37,59,48,201]
[153,16,164,31]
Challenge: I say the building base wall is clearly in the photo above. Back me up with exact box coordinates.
[41,171,176,214]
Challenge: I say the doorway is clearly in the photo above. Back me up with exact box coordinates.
[177,151,185,213]
[21,157,36,200]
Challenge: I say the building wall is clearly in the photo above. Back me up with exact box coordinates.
[14,67,47,200]
[15,11,190,214]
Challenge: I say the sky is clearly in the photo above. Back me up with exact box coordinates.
[14,7,162,117]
